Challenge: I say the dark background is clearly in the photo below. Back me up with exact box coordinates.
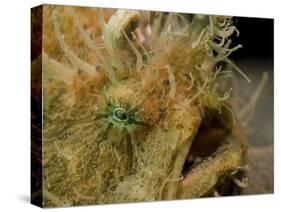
[231,17,274,59]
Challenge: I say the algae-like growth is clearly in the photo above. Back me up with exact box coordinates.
[32,5,250,207]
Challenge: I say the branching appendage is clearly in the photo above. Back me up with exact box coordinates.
[238,72,269,126]
[106,9,141,49]
[52,10,97,75]
[207,16,251,83]
[70,9,117,81]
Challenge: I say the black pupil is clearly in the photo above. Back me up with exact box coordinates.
[115,109,128,121]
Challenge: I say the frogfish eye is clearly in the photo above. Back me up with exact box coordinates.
[113,107,128,122]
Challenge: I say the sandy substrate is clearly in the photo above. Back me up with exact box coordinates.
[242,145,273,194]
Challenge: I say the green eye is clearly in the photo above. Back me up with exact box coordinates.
[96,96,145,130]
[113,107,128,122]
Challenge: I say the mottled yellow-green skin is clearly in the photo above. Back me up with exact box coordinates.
[39,5,247,207]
